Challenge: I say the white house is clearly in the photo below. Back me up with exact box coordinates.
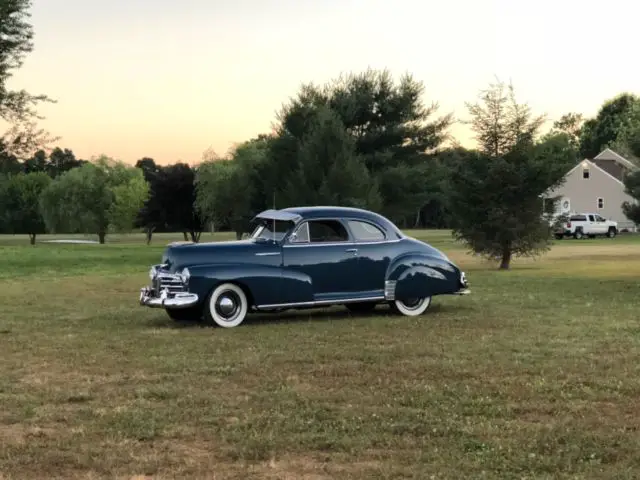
[544,148,638,231]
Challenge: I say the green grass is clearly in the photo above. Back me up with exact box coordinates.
[2,230,640,479]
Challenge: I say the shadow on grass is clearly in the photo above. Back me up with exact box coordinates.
[142,301,474,330]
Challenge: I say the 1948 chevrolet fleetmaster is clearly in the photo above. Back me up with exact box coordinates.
[139,206,470,327]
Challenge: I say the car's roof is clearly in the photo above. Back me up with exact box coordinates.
[280,206,403,235]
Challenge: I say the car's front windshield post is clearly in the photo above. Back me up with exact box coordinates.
[249,219,293,243]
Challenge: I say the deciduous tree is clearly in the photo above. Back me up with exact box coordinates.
[621,170,640,226]
[578,93,640,158]
[39,156,149,243]
[549,112,584,150]
[135,159,204,243]
[195,156,253,239]
[0,0,57,157]
[2,171,50,243]
[161,163,204,242]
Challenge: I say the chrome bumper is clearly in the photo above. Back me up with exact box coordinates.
[139,286,199,309]
[139,264,199,309]
[454,271,471,295]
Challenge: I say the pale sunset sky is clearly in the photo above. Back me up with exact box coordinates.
[7,0,639,165]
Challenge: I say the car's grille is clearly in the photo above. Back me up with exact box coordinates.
[154,274,186,294]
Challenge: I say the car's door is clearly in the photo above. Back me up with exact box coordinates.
[344,219,392,296]
[282,218,358,301]
[586,214,597,234]
[594,214,608,234]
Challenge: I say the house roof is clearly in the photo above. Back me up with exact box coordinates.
[564,158,625,186]
[593,148,638,170]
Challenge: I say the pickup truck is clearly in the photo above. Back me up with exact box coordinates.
[554,213,618,239]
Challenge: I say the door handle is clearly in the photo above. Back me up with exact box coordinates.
[346,248,358,254]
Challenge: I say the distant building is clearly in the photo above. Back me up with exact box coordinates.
[544,148,638,231]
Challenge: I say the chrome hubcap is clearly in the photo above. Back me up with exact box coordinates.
[215,292,239,319]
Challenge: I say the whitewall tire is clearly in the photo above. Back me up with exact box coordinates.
[205,283,249,328]
[391,296,432,316]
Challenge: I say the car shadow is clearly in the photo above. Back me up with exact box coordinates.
[143,302,466,329]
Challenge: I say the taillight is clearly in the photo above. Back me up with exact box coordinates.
[567,222,571,228]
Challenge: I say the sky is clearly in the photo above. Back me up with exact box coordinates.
[6,0,640,165]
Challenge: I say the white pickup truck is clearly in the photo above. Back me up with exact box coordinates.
[554,213,618,239]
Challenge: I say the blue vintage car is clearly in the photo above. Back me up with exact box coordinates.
[139,206,470,327]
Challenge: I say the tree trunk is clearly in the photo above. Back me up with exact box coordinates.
[414,209,421,228]
[98,231,106,244]
[183,231,188,241]
[499,247,512,270]
[29,233,36,245]
[235,231,242,240]
[189,231,201,243]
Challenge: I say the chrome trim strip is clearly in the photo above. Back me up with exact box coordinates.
[283,239,402,248]
[256,296,385,309]
[139,287,199,309]
[453,288,471,295]
[255,252,280,256]
[384,280,396,301]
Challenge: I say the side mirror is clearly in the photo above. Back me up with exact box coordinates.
[288,232,298,243]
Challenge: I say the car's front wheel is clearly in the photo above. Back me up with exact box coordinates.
[390,296,432,316]
[204,282,249,328]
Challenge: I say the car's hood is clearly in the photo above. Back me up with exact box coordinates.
[161,239,277,271]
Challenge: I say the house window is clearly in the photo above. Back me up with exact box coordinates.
[597,197,604,209]
[583,168,590,179]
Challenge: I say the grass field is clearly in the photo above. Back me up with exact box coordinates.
[2,230,640,479]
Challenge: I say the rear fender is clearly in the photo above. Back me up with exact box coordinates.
[385,253,460,301]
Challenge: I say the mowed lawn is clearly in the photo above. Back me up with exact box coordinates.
[1,230,640,479]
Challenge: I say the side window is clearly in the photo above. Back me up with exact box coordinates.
[347,220,385,242]
[308,220,349,243]
[588,215,595,222]
[290,222,310,243]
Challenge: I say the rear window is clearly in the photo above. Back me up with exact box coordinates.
[570,215,586,221]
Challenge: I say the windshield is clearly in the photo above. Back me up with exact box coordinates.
[250,219,293,242]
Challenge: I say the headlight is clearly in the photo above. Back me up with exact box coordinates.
[149,266,156,281]
[180,267,190,283]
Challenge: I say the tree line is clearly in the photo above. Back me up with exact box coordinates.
[1,1,639,268]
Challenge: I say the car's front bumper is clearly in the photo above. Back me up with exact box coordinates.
[453,271,471,295]
[139,287,199,309]
[139,264,199,309]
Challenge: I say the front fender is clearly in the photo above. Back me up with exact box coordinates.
[385,252,460,301]
[185,263,284,306]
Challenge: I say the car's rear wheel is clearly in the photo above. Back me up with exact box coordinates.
[204,282,249,328]
[346,301,378,313]
[166,306,203,322]
[390,296,432,316]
